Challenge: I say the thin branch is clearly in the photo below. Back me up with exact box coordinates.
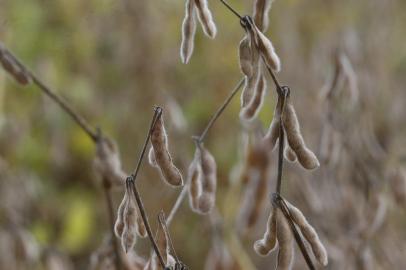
[0,44,98,141]
[275,87,289,194]
[127,107,166,269]
[166,184,188,226]
[262,56,283,95]
[128,178,166,268]
[103,183,122,270]
[218,0,243,19]
[130,106,162,178]
[275,123,285,194]
[195,78,245,143]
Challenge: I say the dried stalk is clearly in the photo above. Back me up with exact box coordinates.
[127,107,166,269]
[0,44,98,141]
[196,78,245,143]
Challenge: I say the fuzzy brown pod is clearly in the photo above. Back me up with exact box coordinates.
[263,95,282,149]
[115,184,147,253]
[188,145,217,214]
[148,147,158,167]
[360,193,387,240]
[239,37,254,77]
[285,201,328,266]
[389,167,406,206]
[187,151,202,212]
[253,206,278,256]
[253,0,274,32]
[275,208,294,270]
[180,0,197,64]
[143,214,175,270]
[319,123,342,167]
[284,143,297,163]
[121,194,138,253]
[283,97,320,170]
[94,137,127,187]
[253,25,281,72]
[239,75,267,122]
[150,113,183,187]
[0,44,31,85]
[239,37,261,108]
[196,145,217,214]
[194,0,217,38]
[114,187,128,238]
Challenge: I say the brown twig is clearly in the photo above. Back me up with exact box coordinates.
[275,86,289,194]
[0,44,98,141]
[127,107,167,269]
[195,78,245,143]
[166,184,189,226]
[218,0,242,19]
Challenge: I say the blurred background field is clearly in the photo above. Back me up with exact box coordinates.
[0,0,406,269]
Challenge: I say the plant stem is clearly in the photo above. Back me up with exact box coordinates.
[29,73,98,141]
[166,184,188,226]
[1,46,98,141]
[218,0,242,19]
[128,107,166,269]
[103,184,122,270]
[275,122,285,194]
[262,57,283,96]
[196,78,245,143]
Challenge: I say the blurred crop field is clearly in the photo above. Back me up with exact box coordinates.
[0,0,406,269]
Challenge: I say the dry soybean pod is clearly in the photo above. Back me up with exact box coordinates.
[180,0,197,64]
[194,0,217,38]
[276,210,295,270]
[286,201,328,266]
[188,149,203,212]
[240,25,261,108]
[284,139,297,163]
[114,185,128,238]
[253,207,278,256]
[253,0,274,32]
[282,96,320,170]
[197,144,217,214]
[240,74,267,121]
[150,112,183,186]
[253,25,281,72]
[263,95,282,149]
[121,189,138,253]
[148,147,157,167]
[134,206,148,238]
[239,36,254,77]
